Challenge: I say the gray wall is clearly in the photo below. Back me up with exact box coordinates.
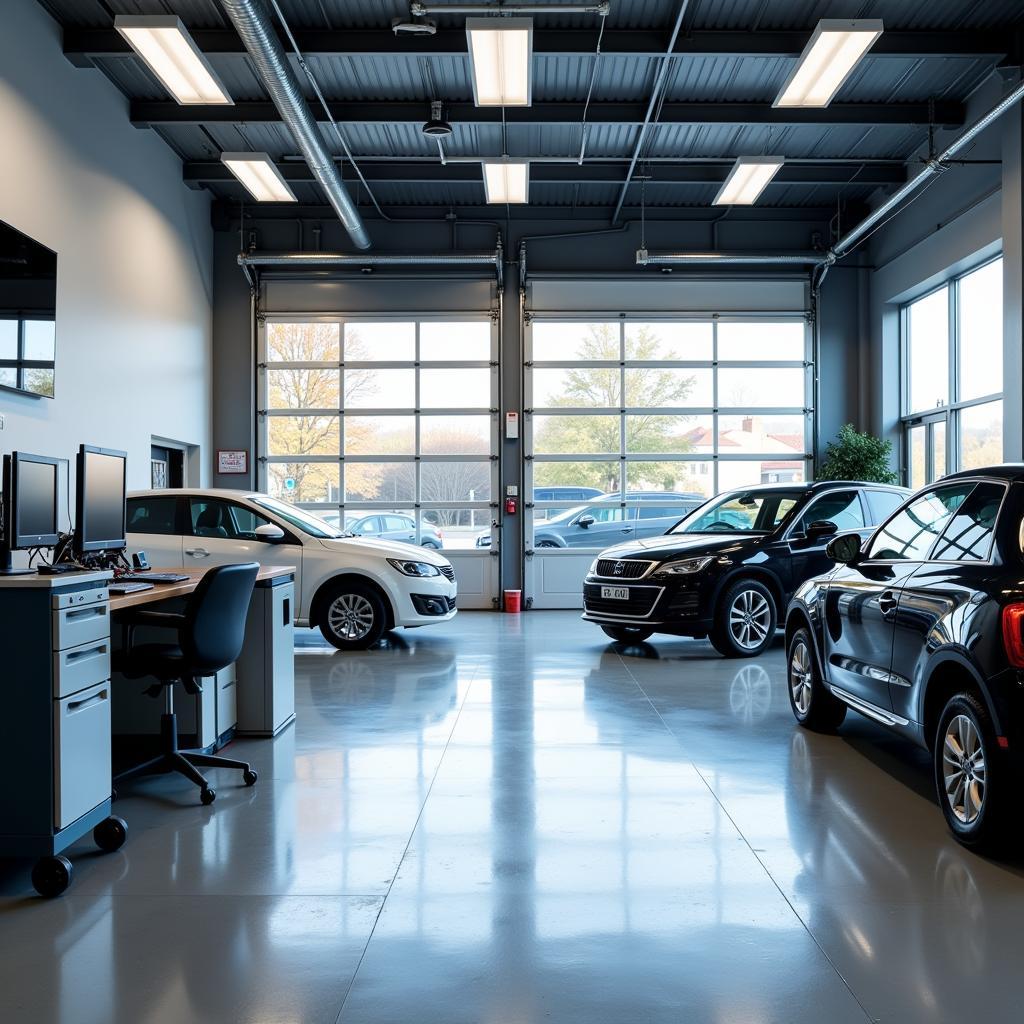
[0,0,213,520]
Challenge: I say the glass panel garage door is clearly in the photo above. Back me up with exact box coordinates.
[258,317,499,608]
[524,317,812,608]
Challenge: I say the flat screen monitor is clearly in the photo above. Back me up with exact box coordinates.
[2,451,60,548]
[75,445,127,554]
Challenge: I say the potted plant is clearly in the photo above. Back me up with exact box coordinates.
[816,424,899,484]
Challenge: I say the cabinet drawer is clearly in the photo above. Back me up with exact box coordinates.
[54,638,111,699]
[54,682,111,830]
[52,600,110,651]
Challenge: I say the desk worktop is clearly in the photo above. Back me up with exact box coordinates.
[108,565,295,612]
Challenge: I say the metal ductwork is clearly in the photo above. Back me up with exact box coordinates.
[636,249,821,266]
[220,0,370,251]
[411,2,609,13]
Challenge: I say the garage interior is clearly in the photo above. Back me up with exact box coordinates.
[2,0,1024,1020]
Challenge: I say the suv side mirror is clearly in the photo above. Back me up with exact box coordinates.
[254,523,286,543]
[826,533,862,566]
[806,519,839,542]
[577,514,596,529]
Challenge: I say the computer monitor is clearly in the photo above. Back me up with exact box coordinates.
[1,451,61,575]
[74,444,127,556]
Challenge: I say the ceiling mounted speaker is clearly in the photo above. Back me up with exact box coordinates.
[392,17,437,35]
[422,100,453,137]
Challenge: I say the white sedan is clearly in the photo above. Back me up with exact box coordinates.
[125,489,457,650]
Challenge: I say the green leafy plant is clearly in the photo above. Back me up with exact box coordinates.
[817,424,898,484]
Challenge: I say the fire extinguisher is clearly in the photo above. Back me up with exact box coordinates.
[505,496,518,515]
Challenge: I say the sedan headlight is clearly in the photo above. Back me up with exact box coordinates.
[659,556,716,575]
[387,558,441,578]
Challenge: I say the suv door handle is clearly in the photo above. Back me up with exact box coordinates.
[185,547,209,558]
[878,590,898,615]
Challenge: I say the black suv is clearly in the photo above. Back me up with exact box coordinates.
[582,481,908,656]
[786,467,1024,851]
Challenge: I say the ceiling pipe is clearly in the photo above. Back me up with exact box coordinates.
[637,250,822,266]
[610,0,691,225]
[220,0,370,250]
[410,2,609,13]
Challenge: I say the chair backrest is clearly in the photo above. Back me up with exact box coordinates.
[181,563,260,674]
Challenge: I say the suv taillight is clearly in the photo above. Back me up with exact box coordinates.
[1002,604,1024,667]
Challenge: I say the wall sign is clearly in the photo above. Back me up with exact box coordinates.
[217,449,248,475]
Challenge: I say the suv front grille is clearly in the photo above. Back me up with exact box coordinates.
[438,565,455,582]
[595,559,653,580]
[583,583,661,618]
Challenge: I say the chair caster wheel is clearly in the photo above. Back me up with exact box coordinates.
[94,815,128,852]
[200,787,216,806]
[243,769,258,787]
[32,855,73,898]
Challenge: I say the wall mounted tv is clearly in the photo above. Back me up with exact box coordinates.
[0,220,56,399]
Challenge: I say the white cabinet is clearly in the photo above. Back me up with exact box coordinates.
[54,682,111,829]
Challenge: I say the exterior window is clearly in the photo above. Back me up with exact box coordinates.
[930,482,1003,562]
[127,497,177,535]
[794,490,864,533]
[260,318,497,550]
[525,318,811,549]
[901,258,1002,485]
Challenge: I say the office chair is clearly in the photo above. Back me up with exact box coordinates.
[114,562,260,805]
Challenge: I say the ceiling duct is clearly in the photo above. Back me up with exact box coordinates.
[410,2,609,13]
[637,250,821,266]
[219,0,370,250]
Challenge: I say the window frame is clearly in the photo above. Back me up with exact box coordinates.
[900,256,1003,486]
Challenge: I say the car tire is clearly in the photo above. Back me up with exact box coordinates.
[787,626,846,732]
[421,541,441,549]
[319,582,389,651]
[535,540,559,548]
[601,625,654,643]
[934,692,1018,853]
[710,579,777,658]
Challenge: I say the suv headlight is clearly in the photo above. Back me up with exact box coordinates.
[659,555,715,575]
[387,558,441,578]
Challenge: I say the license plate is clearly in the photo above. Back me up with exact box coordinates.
[601,586,629,600]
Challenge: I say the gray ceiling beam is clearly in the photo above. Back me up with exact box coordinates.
[133,99,964,128]
[185,159,906,187]
[63,27,1013,65]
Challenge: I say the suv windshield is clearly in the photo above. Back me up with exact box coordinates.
[251,496,344,539]
[671,489,803,535]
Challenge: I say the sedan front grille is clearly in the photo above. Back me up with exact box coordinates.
[438,565,455,582]
[583,583,661,618]
[595,559,654,580]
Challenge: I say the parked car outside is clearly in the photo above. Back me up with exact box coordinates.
[786,467,1024,851]
[582,481,908,655]
[342,512,445,549]
[125,489,457,651]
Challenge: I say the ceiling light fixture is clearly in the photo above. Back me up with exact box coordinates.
[774,19,883,108]
[466,17,533,107]
[712,157,784,206]
[220,153,297,203]
[422,100,453,137]
[114,15,232,106]
[482,161,530,204]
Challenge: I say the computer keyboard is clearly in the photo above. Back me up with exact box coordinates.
[118,572,191,583]
[108,582,154,594]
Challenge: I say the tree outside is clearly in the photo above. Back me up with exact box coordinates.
[533,323,697,493]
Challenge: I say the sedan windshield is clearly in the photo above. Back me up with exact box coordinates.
[671,489,803,534]
[251,496,344,539]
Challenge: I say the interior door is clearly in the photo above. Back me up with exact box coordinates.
[185,497,303,597]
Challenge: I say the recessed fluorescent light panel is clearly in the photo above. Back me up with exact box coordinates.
[774,19,883,108]
[713,157,785,206]
[482,161,530,204]
[115,15,232,106]
[221,153,297,203]
[466,17,533,106]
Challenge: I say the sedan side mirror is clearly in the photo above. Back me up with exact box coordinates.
[826,533,862,566]
[577,514,596,529]
[806,519,839,542]
[254,523,286,543]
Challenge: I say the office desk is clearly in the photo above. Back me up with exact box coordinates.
[109,565,294,611]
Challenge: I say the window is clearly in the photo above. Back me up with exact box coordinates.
[526,318,811,547]
[901,258,1002,485]
[931,482,1003,562]
[794,490,864,534]
[127,497,178,535]
[673,489,802,534]
[189,498,274,540]
[866,483,974,561]
[865,490,905,523]
[260,318,497,551]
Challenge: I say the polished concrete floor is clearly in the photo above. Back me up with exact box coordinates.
[2,611,1024,1023]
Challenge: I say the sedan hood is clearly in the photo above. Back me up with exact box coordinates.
[317,536,451,565]
[597,532,760,561]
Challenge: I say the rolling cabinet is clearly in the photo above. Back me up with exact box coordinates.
[0,573,127,897]
[236,575,295,736]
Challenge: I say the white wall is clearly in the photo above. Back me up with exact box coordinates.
[0,0,213,518]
